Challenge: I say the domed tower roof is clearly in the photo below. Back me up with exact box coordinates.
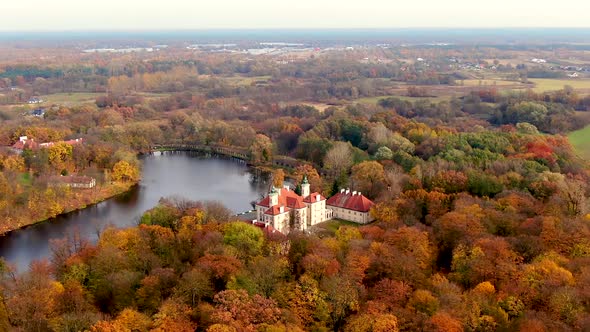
[302,175,309,185]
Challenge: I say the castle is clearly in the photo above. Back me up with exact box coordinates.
[254,175,375,234]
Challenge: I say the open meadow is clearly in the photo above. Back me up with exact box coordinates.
[529,78,590,93]
[568,124,590,159]
[40,92,102,106]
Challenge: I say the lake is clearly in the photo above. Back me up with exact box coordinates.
[0,151,270,272]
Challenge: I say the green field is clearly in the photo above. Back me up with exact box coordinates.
[18,173,32,187]
[461,79,520,87]
[223,75,272,86]
[312,219,360,237]
[356,95,450,105]
[568,125,590,159]
[40,92,102,106]
[529,78,590,93]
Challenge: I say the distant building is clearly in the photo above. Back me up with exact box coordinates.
[39,138,84,149]
[568,72,579,78]
[31,108,45,117]
[253,175,375,234]
[11,136,39,152]
[11,136,83,153]
[48,175,96,189]
[27,97,43,104]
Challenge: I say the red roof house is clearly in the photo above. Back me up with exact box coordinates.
[326,189,375,224]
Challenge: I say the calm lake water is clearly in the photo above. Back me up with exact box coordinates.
[0,151,270,272]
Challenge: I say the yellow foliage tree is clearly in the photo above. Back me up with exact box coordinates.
[272,169,285,188]
[48,142,73,172]
[1,154,25,172]
[112,160,140,182]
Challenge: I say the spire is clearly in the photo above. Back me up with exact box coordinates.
[301,174,310,198]
[269,186,279,206]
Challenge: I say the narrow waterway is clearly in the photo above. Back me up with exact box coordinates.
[0,151,270,272]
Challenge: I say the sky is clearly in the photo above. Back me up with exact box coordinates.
[2,0,590,31]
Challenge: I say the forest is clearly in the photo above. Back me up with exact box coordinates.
[1,39,590,331]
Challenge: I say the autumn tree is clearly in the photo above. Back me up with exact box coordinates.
[111,160,140,182]
[351,161,386,199]
[272,168,285,188]
[249,134,273,164]
[324,141,354,177]
[223,222,264,260]
[293,164,323,193]
[210,289,283,330]
[174,268,213,306]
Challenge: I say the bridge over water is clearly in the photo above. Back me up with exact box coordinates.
[151,143,313,170]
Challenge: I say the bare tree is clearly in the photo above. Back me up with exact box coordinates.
[323,141,353,177]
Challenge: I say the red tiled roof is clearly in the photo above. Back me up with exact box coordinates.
[13,138,83,151]
[41,138,83,148]
[326,192,374,212]
[12,139,39,150]
[257,187,307,210]
[303,192,326,203]
[264,205,290,216]
[258,196,271,207]
[287,196,306,209]
[251,221,284,238]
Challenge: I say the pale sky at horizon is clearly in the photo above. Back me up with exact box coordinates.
[2,0,590,31]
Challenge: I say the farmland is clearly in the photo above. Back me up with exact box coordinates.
[529,78,590,93]
[40,92,102,106]
[568,124,590,159]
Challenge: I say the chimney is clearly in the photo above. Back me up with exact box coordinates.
[345,189,350,195]
[358,192,362,196]
[316,194,320,201]
[352,191,357,196]
[279,206,284,213]
[19,136,27,143]
[340,188,345,193]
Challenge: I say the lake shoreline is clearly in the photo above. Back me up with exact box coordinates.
[0,153,269,270]
[0,149,252,237]
[0,147,296,237]
[0,181,138,237]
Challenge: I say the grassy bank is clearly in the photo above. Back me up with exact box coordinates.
[0,181,137,235]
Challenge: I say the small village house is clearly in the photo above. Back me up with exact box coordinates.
[27,97,44,104]
[11,136,84,154]
[48,175,96,189]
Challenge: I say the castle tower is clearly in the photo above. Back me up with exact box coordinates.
[269,186,279,206]
[301,175,310,198]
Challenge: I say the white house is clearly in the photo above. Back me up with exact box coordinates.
[255,176,332,234]
[326,189,375,224]
[254,176,375,234]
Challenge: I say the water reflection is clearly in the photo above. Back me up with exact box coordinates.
[0,151,268,272]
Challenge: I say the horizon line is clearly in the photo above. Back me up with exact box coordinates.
[1,27,590,33]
